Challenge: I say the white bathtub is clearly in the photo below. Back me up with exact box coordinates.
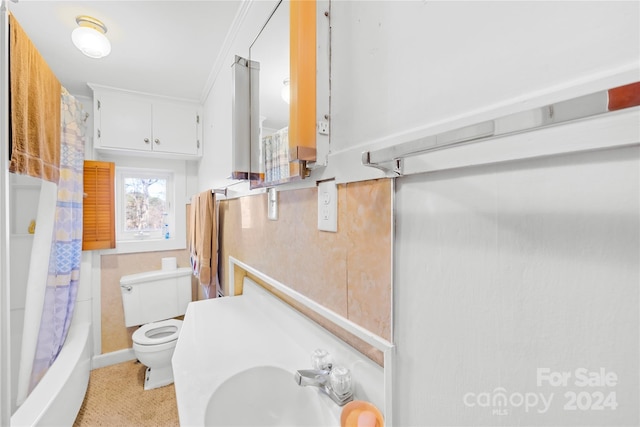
[11,321,92,427]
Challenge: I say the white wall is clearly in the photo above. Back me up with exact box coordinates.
[395,145,639,425]
[331,0,639,151]
[358,2,639,425]
[324,1,640,182]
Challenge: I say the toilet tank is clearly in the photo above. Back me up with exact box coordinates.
[120,267,192,327]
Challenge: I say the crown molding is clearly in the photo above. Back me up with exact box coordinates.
[200,0,255,103]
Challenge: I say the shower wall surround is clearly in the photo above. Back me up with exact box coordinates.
[219,179,392,354]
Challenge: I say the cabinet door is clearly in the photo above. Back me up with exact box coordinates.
[98,93,152,151]
[152,102,199,155]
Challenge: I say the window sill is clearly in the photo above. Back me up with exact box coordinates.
[102,238,186,255]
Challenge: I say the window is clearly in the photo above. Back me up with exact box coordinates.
[116,168,173,242]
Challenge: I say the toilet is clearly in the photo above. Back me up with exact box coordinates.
[120,267,192,390]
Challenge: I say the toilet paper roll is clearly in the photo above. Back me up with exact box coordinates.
[161,257,177,271]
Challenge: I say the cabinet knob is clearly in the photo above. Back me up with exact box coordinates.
[144,138,150,144]
[154,139,160,144]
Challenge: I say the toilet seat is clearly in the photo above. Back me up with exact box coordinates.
[132,319,182,346]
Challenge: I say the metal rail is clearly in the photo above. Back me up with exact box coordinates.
[362,83,640,175]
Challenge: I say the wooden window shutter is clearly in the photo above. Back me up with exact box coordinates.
[83,160,115,250]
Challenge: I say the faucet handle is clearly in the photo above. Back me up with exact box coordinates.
[329,365,353,397]
[311,348,333,370]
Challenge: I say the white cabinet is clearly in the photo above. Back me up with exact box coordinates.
[152,101,200,155]
[90,85,202,158]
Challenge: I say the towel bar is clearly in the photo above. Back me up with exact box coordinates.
[362,81,640,176]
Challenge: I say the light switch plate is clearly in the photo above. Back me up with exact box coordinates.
[267,188,278,220]
[317,180,337,232]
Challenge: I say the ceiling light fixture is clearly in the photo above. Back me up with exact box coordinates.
[281,78,290,104]
[72,15,111,59]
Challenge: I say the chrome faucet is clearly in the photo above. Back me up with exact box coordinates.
[294,349,354,406]
[295,368,330,387]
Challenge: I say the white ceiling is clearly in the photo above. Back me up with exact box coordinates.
[8,0,243,101]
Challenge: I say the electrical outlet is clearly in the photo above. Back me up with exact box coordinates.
[317,120,329,135]
[317,180,337,232]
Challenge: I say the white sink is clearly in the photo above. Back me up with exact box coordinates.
[204,366,338,427]
[172,274,385,426]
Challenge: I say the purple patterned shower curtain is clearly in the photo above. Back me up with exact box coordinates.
[28,92,85,392]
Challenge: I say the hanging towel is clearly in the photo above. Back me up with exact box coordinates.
[9,14,61,183]
[189,190,217,298]
[188,194,200,277]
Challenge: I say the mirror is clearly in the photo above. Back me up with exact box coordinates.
[252,1,290,135]
[249,0,318,188]
[250,0,290,186]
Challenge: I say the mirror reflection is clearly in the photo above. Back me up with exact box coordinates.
[250,0,290,186]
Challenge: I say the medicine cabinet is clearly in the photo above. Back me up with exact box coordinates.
[233,0,327,188]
